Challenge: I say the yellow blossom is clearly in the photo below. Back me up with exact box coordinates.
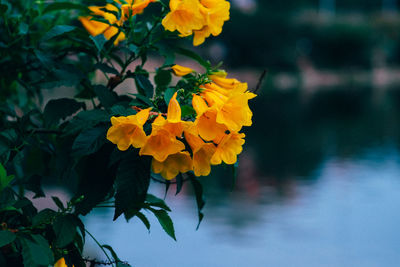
[139,128,185,162]
[185,131,216,176]
[171,65,194,76]
[120,0,156,17]
[107,108,151,151]
[162,0,205,37]
[152,152,193,180]
[211,132,245,165]
[54,258,73,267]
[193,0,230,46]
[192,94,227,141]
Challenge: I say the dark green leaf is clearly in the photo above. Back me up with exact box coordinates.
[135,75,154,97]
[155,70,172,88]
[146,194,171,211]
[72,125,108,157]
[189,174,205,229]
[93,85,118,108]
[42,25,76,41]
[74,144,115,215]
[32,208,57,227]
[181,105,196,117]
[63,109,109,136]
[114,152,151,220]
[175,174,183,195]
[0,230,16,247]
[90,35,107,53]
[51,196,65,211]
[102,244,120,262]
[20,235,54,266]
[0,163,13,192]
[53,214,77,247]
[149,208,176,241]
[129,93,153,106]
[136,211,150,231]
[110,105,137,116]
[43,2,88,14]
[164,88,175,106]
[18,23,29,35]
[44,98,83,126]
[94,63,119,75]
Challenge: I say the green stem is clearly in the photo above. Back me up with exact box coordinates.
[85,229,115,267]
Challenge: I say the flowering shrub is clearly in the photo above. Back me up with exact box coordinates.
[0,0,256,266]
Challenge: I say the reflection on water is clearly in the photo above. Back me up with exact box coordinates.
[84,86,400,267]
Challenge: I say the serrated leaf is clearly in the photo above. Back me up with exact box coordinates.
[0,230,16,247]
[72,125,108,157]
[53,214,77,247]
[136,211,150,231]
[149,208,176,241]
[114,152,151,220]
[44,98,83,126]
[42,25,76,41]
[146,194,171,211]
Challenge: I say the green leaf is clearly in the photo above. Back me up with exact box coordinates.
[43,2,88,14]
[94,63,120,75]
[20,235,54,267]
[155,69,172,88]
[181,105,196,117]
[53,214,77,247]
[0,230,16,247]
[42,25,76,41]
[114,152,151,220]
[44,98,84,126]
[136,211,151,231]
[72,125,108,157]
[135,75,154,98]
[146,194,171,211]
[18,23,29,35]
[189,174,205,229]
[93,85,118,108]
[51,196,65,211]
[90,35,107,53]
[74,145,116,215]
[0,163,13,191]
[102,244,121,263]
[129,93,153,106]
[110,105,137,116]
[63,109,109,136]
[164,88,175,106]
[149,208,176,241]
[175,47,210,68]
[32,208,57,227]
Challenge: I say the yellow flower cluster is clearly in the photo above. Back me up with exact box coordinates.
[79,0,155,45]
[162,0,230,46]
[107,67,256,180]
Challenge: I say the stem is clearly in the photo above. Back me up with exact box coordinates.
[85,229,115,267]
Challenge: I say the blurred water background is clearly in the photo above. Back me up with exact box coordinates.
[48,1,400,266]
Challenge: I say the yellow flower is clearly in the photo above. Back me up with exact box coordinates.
[79,3,125,45]
[211,132,245,165]
[185,131,216,176]
[152,152,193,180]
[162,0,206,37]
[139,128,185,162]
[54,258,73,267]
[171,65,194,76]
[193,0,230,46]
[192,94,227,141]
[107,108,151,151]
[120,0,155,17]
[215,92,256,132]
